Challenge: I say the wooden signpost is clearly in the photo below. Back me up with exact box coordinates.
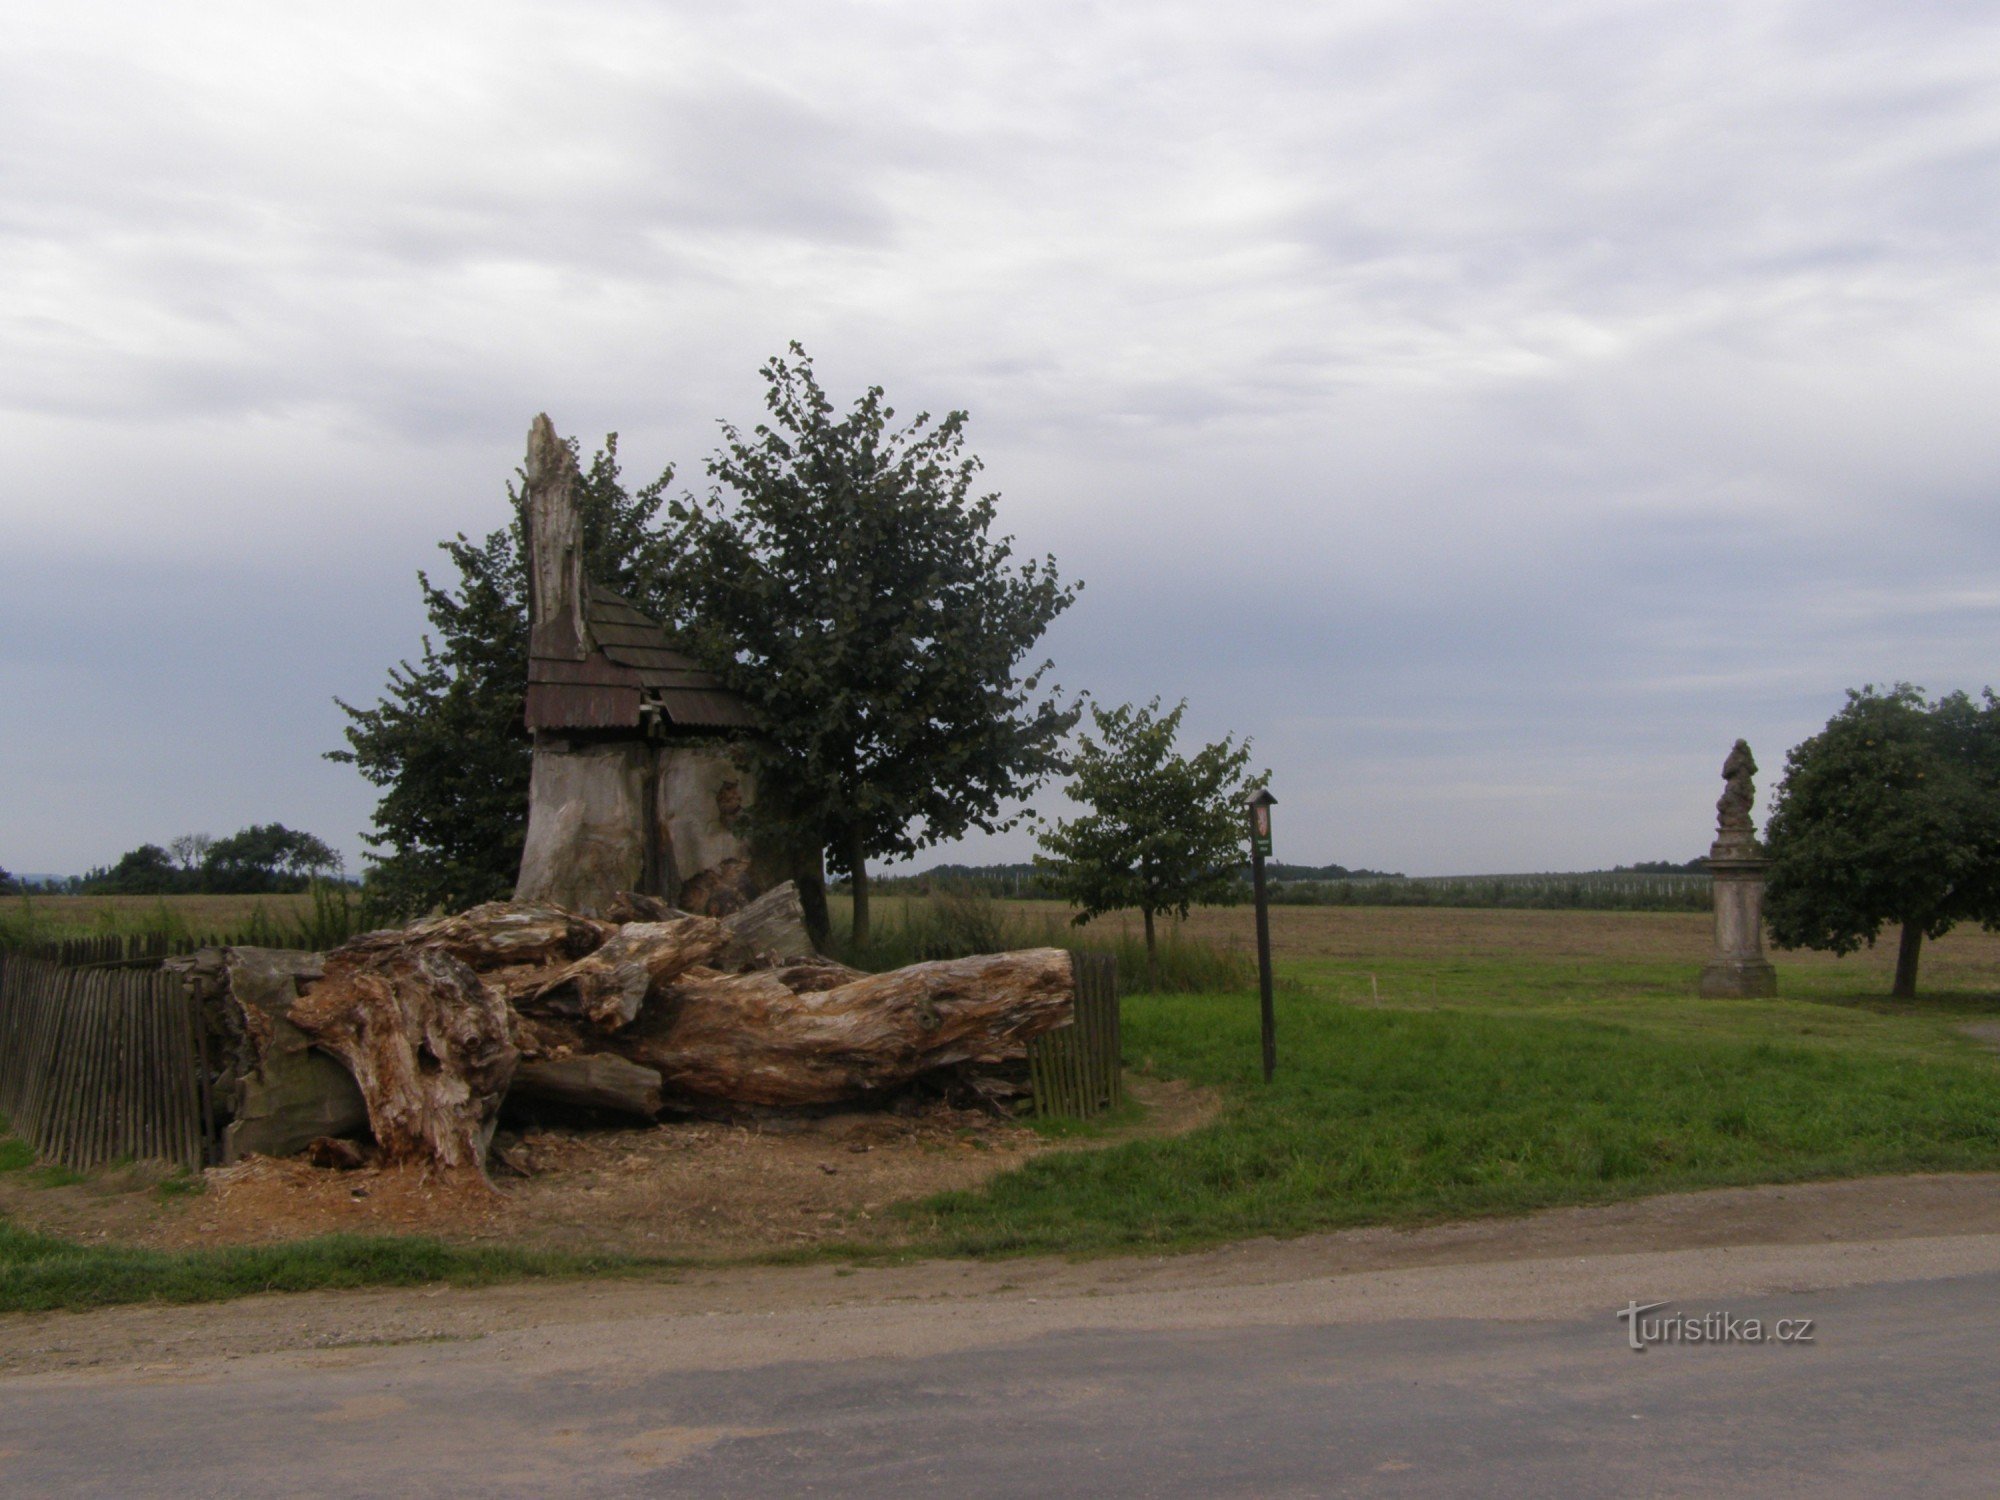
[1247,788,1277,1082]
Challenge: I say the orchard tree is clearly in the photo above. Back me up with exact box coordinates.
[662,345,1081,948]
[1036,698,1265,989]
[1764,683,2000,998]
[332,437,678,916]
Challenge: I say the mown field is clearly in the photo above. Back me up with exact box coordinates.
[7,899,2000,1309]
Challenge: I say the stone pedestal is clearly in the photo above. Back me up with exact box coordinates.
[1700,848,1777,998]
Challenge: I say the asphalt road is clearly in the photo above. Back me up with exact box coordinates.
[6,1235,2000,1498]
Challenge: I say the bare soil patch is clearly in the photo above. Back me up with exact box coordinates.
[0,1076,1219,1257]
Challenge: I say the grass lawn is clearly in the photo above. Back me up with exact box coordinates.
[7,904,2000,1308]
[0,1213,659,1315]
[902,905,2000,1254]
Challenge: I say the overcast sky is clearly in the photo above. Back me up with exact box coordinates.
[5,0,1999,880]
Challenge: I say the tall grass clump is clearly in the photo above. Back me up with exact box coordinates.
[0,899,43,952]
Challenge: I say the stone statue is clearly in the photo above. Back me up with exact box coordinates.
[1715,738,1758,843]
[1701,737,1776,997]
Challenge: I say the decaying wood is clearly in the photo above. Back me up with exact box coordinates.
[604,890,688,924]
[166,946,371,1163]
[288,943,517,1172]
[511,1054,665,1119]
[524,915,734,1030]
[525,412,587,662]
[621,948,1075,1107]
[236,892,1070,1172]
[394,902,613,972]
[720,880,818,965]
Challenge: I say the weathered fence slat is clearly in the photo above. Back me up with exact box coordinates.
[1030,951,1121,1119]
[0,953,208,1174]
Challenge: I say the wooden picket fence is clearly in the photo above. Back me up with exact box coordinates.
[1030,950,1122,1119]
[0,951,210,1173]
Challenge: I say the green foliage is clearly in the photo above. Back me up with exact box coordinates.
[86,842,179,894]
[80,825,343,896]
[662,345,1080,938]
[202,824,340,890]
[331,437,678,917]
[1765,683,2000,993]
[0,1221,656,1314]
[1036,698,1264,973]
[0,1122,34,1173]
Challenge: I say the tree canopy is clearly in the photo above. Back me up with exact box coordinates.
[1036,698,1264,986]
[80,824,343,895]
[330,437,678,916]
[1764,683,2000,997]
[661,344,1081,946]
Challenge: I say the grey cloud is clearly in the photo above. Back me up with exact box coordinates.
[4,1,2000,878]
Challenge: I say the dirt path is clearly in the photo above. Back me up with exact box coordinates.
[9,1169,2000,1377]
[0,1076,1220,1257]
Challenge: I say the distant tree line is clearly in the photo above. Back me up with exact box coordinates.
[64,825,345,896]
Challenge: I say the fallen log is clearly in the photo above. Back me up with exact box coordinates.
[383,902,613,972]
[510,1054,665,1119]
[288,943,517,1171]
[620,948,1075,1107]
[267,896,1069,1171]
[523,915,734,1031]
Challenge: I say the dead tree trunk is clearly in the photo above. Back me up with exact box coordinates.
[288,944,518,1172]
[620,948,1074,1107]
[262,890,1072,1171]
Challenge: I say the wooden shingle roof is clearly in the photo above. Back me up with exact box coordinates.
[525,586,757,734]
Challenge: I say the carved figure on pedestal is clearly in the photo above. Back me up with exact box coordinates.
[1700,737,1777,998]
[1716,739,1757,845]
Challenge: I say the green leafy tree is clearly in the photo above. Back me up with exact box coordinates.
[1036,698,1265,988]
[85,843,181,895]
[1764,683,2000,997]
[331,438,678,916]
[0,865,19,895]
[662,344,1081,947]
[202,824,342,892]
